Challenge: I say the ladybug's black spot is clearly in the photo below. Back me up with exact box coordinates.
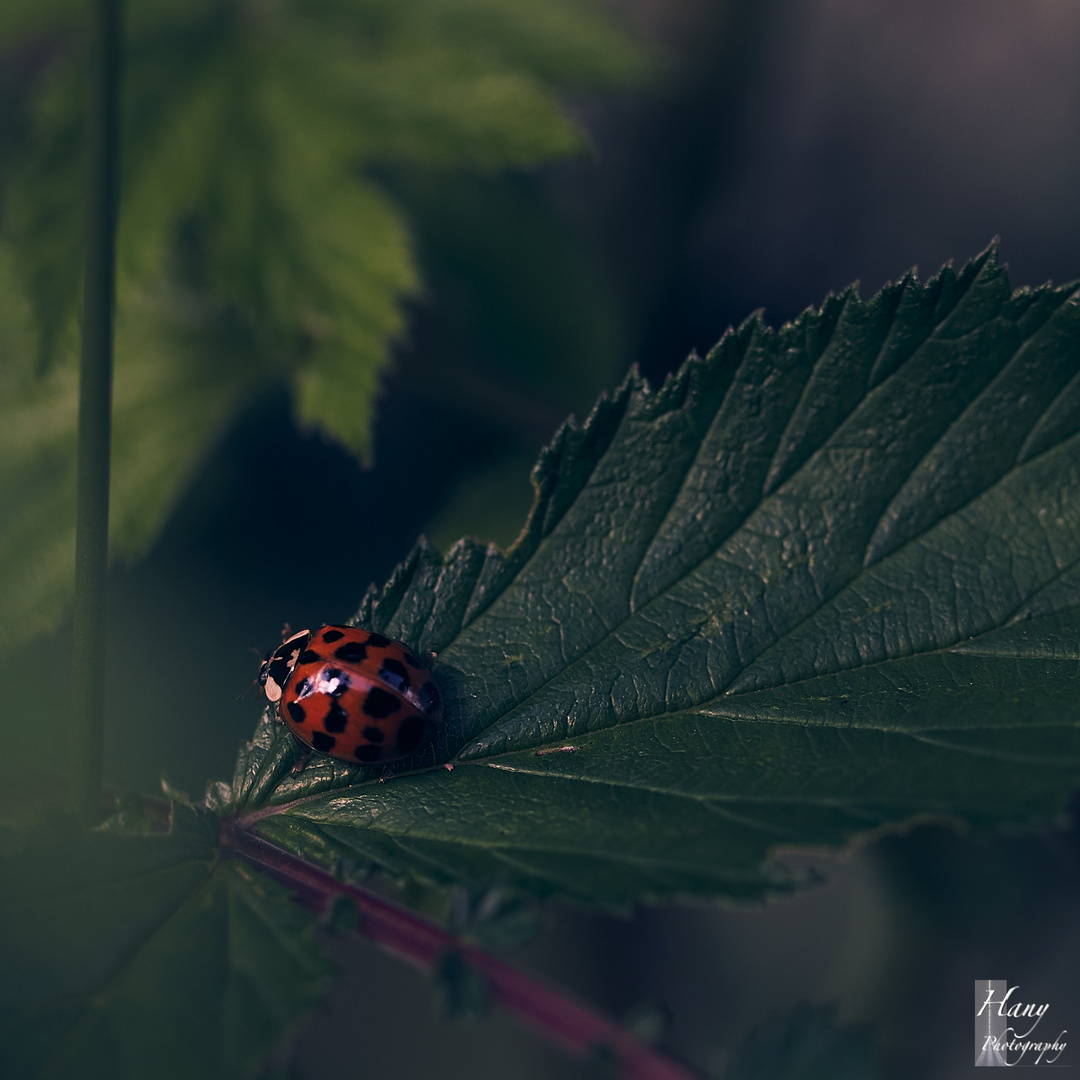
[335,641,367,663]
[395,714,428,756]
[287,701,306,725]
[364,687,401,719]
[362,725,385,743]
[321,628,345,643]
[299,649,321,665]
[419,681,441,715]
[324,700,350,733]
[354,744,383,763]
[378,658,411,692]
[402,650,423,669]
[294,678,311,698]
[311,730,336,753]
[367,632,391,648]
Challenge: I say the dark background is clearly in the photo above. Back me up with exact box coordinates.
[9,1,1080,1076]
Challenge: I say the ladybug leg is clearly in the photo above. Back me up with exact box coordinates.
[290,747,312,776]
[378,765,396,783]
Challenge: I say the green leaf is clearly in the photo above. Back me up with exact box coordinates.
[392,172,626,423]
[424,451,540,553]
[0,0,643,642]
[227,247,1080,905]
[0,248,265,646]
[2,0,643,453]
[0,805,332,1080]
[0,0,82,36]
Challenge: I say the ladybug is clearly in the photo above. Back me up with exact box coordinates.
[259,625,441,765]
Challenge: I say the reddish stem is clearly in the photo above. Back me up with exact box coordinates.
[220,819,704,1080]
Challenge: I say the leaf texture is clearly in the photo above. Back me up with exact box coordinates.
[227,247,1080,905]
[0,806,332,1080]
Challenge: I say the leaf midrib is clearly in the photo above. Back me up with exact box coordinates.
[273,712,1079,823]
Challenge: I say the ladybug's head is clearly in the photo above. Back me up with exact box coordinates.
[259,628,311,703]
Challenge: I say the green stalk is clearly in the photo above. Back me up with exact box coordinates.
[72,0,122,825]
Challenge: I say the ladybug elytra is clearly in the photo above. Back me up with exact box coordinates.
[260,625,441,765]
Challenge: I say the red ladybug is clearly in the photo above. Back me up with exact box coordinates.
[260,625,441,765]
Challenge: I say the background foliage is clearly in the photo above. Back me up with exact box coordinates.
[3,2,1080,1079]
[0,0,640,643]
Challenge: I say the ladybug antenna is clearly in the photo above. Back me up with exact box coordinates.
[241,644,272,700]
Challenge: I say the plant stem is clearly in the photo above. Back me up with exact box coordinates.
[221,820,706,1080]
[72,0,122,825]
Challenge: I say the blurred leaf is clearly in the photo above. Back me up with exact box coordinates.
[5,52,84,372]
[722,1003,879,1080]
[0,805,333,1080]
[322,893,361,935]
[0,0,641,640]
[432,950,492,1023]
[2,0,642,441]
[446,884,542,951]
[0,0,83,36]
[425,451,538,552]
[623,1000,672,1047]
[392,173,626,426]
[226,248,1080,905]
[0,247,265,645]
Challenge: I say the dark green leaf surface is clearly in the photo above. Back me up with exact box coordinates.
[228,248,1080,904]
[0,806,332,1080]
